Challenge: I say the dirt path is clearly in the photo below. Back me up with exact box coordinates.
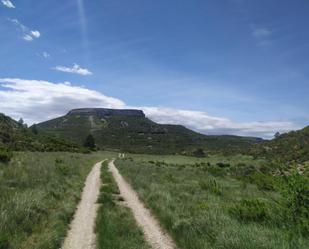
[109,160,177,249]
[62,161,104,249]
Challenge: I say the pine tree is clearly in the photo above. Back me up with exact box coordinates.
[31,124,38,135]
[83,134,95,149]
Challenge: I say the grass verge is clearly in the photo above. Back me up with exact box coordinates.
[116,158,309,249]
[96,161,150,249]
[0,151,116,249]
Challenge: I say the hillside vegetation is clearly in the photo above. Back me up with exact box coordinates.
[250,126,309,163]
[36,108,262,154]
[0,113,83,156]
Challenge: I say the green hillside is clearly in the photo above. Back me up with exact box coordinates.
[0,113,82,153]
[249,126,309,163]
[36,108,262,154]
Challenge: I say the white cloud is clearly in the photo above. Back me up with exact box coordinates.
[1,0,15,8]
[8,18,41,42]
[54,64,93,76]
[252,28,272,38]
[23,34,33,41]
[0,78,300,138]
[141,107,298,138]
[0,78,125,124]
[42,51,50,59]
[30,30,40,38]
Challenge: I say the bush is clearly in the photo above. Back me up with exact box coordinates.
[55,161,71,176]
[0,148,12,163]
[192,148,207,157]
[216,162,230,168]
[207,166,226,177]
[229,198,270,223]
[279,171,309,236]
[232,163,256,178]
[250,172,277,191]
[0,233,9,249]
[199,177,222,195]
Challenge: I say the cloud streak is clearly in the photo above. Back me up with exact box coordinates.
[252,28,272,38]
[8,18,40,41]
[42,52,50,59]
[54,64,93,76]
[251,26,272,46]
[1,0,15,8]
[0,78,299,138]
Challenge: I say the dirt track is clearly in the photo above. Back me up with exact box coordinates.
[109,160,177,249]
[62,161,103,249]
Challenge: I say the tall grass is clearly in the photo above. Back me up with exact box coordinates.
[116,158,309,249]
[0,151,115,249]
[96,161,150,249]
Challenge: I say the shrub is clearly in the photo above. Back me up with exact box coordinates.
[207,166,226,177]
[0,148,12,163]
[192,148,207,157]
[0,233,9,249]
[278,171,309,236]
[232,163,256,178]
[55,162,71,176]
[216,162,230,168]
[229,198,270,223]
[199,177,222,195]
[250,172,277,191]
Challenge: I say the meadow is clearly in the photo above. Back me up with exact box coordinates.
[116,155,309,249]
[0,151,115,249]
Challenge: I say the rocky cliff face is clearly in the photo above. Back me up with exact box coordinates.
[67,108,146,118]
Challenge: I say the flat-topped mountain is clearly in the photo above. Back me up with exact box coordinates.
[68,108,145,118]
[36,108,262,154]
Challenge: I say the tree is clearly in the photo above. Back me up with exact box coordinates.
[83,134,95,149]
[31,124,38,135]
[274,132,281,139]
[18,118,24,125]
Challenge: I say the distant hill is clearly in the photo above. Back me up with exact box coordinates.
[36,108,263,154]
[249,126,309,163]
[0,113,82,152]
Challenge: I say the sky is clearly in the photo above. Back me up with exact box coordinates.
[0,0,308,138]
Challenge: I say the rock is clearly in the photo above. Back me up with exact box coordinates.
[67,108,145,118]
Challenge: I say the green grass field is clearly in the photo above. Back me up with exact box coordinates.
[96,161,150,249]
[0,151,116,249]
[116,156,309,249]
[124,152,266,166]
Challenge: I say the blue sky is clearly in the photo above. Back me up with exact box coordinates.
[0,0,308,138]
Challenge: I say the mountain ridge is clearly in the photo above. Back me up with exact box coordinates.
[36,108,263,154]
[68,108,146,118]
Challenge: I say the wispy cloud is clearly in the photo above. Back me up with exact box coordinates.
[8,18,41,42]
[251,26,272,46]
[54,63,93,76]
[0,78,299,138]
[23,34,33,41]
[42,52,50,59]
[252,28,272,39]
[1,0,15,8]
